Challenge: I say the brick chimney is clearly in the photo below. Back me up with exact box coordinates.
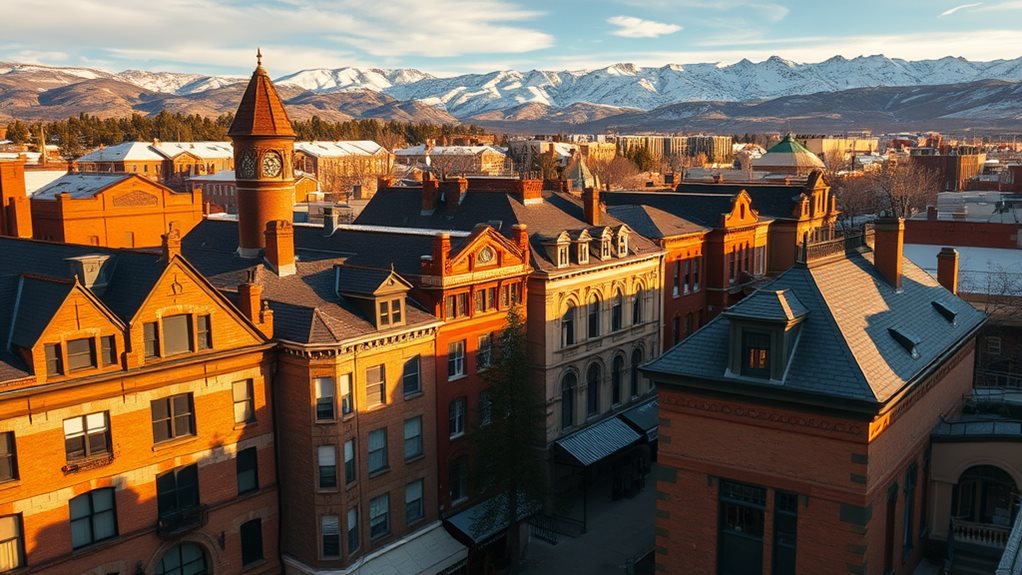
[322,206,340,236]
[582,187,600,226]
[432,232,451,273]
[873,217,904,291]
[511,224,530,256]
[926,206,938,221]
[516,179,543,205]
[0,159,32,239]
[421,174,439,215]
[440,178,469,211]
[377,176,395,191]
[238,272,273,338]
[161,224,181,261]
[264,220,295,277]
[936,247,959,294]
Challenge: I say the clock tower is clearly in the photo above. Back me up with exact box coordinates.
[229,49,296,259]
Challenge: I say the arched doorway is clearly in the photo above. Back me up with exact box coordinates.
[156,542,209,575]
[953,465,1018,526]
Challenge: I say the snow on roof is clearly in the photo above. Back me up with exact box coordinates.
[904,243,1022,297]
[394,144,506,156]
[189,169,316,183]
[294,140,387,157]
[76,142,164,163]
[151,141,233,159]
[33,173,134,200]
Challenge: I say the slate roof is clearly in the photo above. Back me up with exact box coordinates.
[228,59,295,138]
[644,249,987,409]
[354,187,662,273]
[182,219,440,344]
[33,173,135,199]
[723,289,809,322]
[0,238,169,382]
[76,142,164,163]
[606,204,709,240]
[671,182,806,220]
[603,190,747,228]
[294,141,388,157]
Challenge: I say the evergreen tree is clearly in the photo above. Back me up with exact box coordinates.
[471,306,546,572]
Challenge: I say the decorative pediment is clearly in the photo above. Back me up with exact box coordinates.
[723,191,759,227]
[112,190,159,207]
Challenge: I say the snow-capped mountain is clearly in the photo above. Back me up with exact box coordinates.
[275,67,434,94]
[115,70,244,95]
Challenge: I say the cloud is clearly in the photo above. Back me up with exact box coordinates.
[608,16,682,38]
[939,2,983,16]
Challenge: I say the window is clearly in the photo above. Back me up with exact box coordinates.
[0,433,16,482]
[369,495,389,539]
[318,445,337,489]
[163,314,193,356]
[612,356,624,405]
[728,251,737,285]
[479,390,493,426]
[156,464,199,517]
[344,439,356,484]
[449,398,466,438]
[562,305,576,347]
[718,480,766,575]
[406,480,424,524]
[69,488,117,549]
[45,343,63,375]
[157,543,206,575]
[368,429,388,474]
[151,393,194,443]
[683,260,691,295]
[561,373,577,430]
[450,456,469,503]
[380,299,392,325]
[0,515,24,571]
[445,295,456,319]
[486,287,497,310]
[632,289,643,325]
[321,515,340,559]
[366,365,385,408]
[347,507,359,553]
[144,322,160,358]
[611,292,623,331]
[685,313,694,336]
[586,364,601,416]
[67,337,96,372]
[672,316,680,346]
[379,298,402,326]
[196,314,211,350]
[987,336,1003,356]
[587,295,600,338]
[742,332,771,377]
[510,282,522,305]
[240,519,263,566]
[340,374,353,416]
[235,446,259,495]
[476,334,493,371]
[672,261,681,297]
[448,340,466,378]
[617,233,628,256]
[402,356,420,396]
[903,463,918,558]
[773,491,798,575]
[630,349,643,398]
[557,245,569,267]
[693,258,701,292]
[404,417,422,460]
[474,290,485,313]
[64,412,109,460]
[577,242,589,264]
[100,335,117,366]
[233,379,255,424]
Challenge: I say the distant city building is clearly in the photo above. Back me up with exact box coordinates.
[797,135,879,164]
[910,146,987,192]
[753,134,827,175]
[395,144,508,177]
[293,140,394,200]
[75,140,234,191]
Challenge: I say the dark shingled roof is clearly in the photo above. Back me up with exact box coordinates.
[9,277,75,349]
[723,289,809,322]
[603,190,748,228]
[672,182,805,220]
[606,204,709,240]
[644,250,986,409]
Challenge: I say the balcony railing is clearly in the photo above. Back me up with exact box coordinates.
[796,224,874,265]
[954,518,1012,549]
[156,505,208,538]
[997,502,1022,575]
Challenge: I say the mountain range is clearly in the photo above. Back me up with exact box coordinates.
[2,55,1022,133]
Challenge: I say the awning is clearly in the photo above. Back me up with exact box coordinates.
[347,521,467,575]
[445,492,537,546]
[555,417,641,467]
[619,398,659,441]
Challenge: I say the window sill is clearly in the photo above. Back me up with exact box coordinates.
[448,374,467,382]
[234,420,258,431]
[152,435,198,452]
[403,391,423,401]
[317,487,340,494]
[449,432,466,441]
[404,454,425,465]
[0,479,20,492]
[241,558,268,573]
[370,531,391,542]
[63,453,114,474]
[368,467,390,479]
[314,418,338,425]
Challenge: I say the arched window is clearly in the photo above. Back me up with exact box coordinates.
[561,373,577,430]
[587,363,601,417]
[611,291,623,332]
[587,295,601,339]
[612,355,624,405]
[630,348,643,398]
[562,304,575,347]
[954,465,1018,524]
[632,288,643,325]
[156,543,208,575]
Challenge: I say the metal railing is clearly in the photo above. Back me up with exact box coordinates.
[156,505,209,538]
[997,501,1022,575]
[977,369,1022,390]
[796,224,874,264]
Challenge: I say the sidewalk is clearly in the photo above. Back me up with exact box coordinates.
[518,475,655,574]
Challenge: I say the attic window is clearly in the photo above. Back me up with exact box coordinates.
[888,327,921,359]
[616,233,629,257]
[557,245,570,267]
[379,298,404,327]
[741,332,771,377]
[578,242,589,264]
[601,239,611,259]
[931,301,957,325]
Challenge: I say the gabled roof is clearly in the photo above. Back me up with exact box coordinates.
[337,267,411,297]
[606,204,709,240]
[33,173,135,199]
[76,142,164,163]
[723,288,808,322]
[603,190,751,228]
[8,276,75,349]
[294,141,388,157]
[644,250,986,410]
[228,57,295,138]
[670,181,809,220]
[152,141,234,160]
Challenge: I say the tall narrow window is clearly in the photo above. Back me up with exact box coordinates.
[479,390,493,426]
[340,373,353,416]
[449,398,466,438]
[347,507,359,553]
[612,355,624,405]
[366,365,385,407]
[562,304,575,347]
[344,439,356,484]
[405,480,425,524]
[611,292,623,332]
[321,515,340,559]
[317,445,337,489]
[672,261,680,297]
[672,316,680,346]
[163,314,193,356]
[718,481,766,574]
[69,488,117,549]
[693,258,701,291]
[587,295,600,338]
[196,314,212,350]
[630,349,643,398]
[368,429,388,474]
[476,334,493,370]
[632,289,643,325]
[404,417,422,460]
[0,515,22,571]
[100,335,117,366]
[742,332,771,377]
[315,377,335,421]
[683,260,691,295]
[240,519,263,566]
[561,373,577,430]
[156,464,199,518]
[237,447,258,495]
[369,495,389,539]
[586,363,601,417]
[884,486,898,574]
[144,322,159,358]
[233,379,255,424]
[903,463,918,559]
[45,343,63,375]
[450,456,469,503]
[0,433,17,483]
[448,341,466,378]
[402,356,420,396]
[773,491,798,575]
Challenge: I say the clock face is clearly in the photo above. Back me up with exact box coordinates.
[477,246,495,264]
[262,151,283,178]
[238,150,256,179]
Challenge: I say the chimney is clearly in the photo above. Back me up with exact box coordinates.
[873,217,904,291]
[937,247,959,294]
[421,176,439,215]
[432,233,451,273]
[322,206,340,236]
[161,224,181,261]
[511,223,530,256]
[0,159,32,239]
[582,187,600,226]
[926,206,938,221]
[238,272,274,339]
[440,178,469,211]
[264,220,296,277]
[377,176,394,191]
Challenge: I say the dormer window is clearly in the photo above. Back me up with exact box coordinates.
[578,242,589,264]
[557,245,570,267]
[616,232,629,257]
[601,239,611,259]
[741,332,771,377]
[378,298,404,327]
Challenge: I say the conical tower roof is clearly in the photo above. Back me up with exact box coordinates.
[754,133,824,173]
[228,50,295,138]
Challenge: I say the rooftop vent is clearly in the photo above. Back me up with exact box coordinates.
[65,254,114,295]
[931,301,957,325]
[888,327,921,359]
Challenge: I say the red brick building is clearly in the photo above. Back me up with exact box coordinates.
[644,219,986,575]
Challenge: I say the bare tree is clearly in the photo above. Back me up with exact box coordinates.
[589,155,642,190]
[836,161,939,221]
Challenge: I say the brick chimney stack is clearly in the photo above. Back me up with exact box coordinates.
[238,271,273,339]
[440,178,469,211]
[264,220,295,277]
[161,224,181,261]
[421,173,439,215]
[322,206,340,236]
[432,232,451,273]
[582,187,600,226]
[937,247,959,294]
[0,159,32,239]
[874,217,905,291]
[511,223,530,256]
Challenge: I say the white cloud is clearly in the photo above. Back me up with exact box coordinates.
[939,3,983,17]
[608,16,682,38]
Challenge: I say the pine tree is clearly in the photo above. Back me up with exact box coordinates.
[471,306,546,572]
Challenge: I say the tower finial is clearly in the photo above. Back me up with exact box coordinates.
[257,48,263,67]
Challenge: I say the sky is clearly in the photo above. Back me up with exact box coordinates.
[3,0,1022,77]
